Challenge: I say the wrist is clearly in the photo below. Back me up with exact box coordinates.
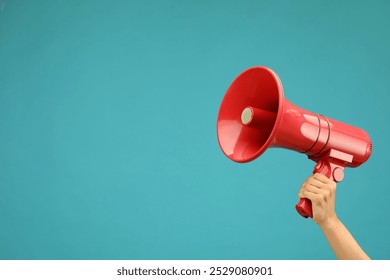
[318,215,340,230]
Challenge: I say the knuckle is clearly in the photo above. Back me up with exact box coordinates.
[307,178,315,185]
[324,189,331,198]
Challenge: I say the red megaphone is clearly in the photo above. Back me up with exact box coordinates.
[217,66,372,218]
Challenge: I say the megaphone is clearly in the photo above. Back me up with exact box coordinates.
[217,66,372,218]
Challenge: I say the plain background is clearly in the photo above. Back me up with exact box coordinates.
[0,0,389,259]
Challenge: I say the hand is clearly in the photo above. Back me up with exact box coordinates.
[298,173,370,259]
[298,173,338,226]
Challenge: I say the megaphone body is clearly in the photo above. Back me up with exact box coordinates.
[217,66,372,218]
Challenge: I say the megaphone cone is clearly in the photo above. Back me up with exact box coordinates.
[217,67,283,163]
[217,66,372,218]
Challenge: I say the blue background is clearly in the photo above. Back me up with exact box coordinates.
[1,0,389,260]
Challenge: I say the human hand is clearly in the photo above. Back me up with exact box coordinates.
[298,173,338,226]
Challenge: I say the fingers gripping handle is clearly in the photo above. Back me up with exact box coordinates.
[295,160,334,218]
[295,149,352,218]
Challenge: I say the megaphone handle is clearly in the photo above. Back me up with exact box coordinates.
[295,161,331,218]
[295,198,313,218]
[296,153,348,218]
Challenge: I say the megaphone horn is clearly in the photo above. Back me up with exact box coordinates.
[217,66,372,218]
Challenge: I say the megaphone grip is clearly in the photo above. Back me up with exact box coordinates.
[296,150,349,219]
[296,198,313,218]
[295,162,330,219]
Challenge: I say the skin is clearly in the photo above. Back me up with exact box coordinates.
[298,173,370,260]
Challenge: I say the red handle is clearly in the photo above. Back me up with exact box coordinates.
[296,198,313,218]
[295,150,352,219]
[295,160,329,219]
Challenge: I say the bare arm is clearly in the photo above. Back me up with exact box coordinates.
[298,173,370,260]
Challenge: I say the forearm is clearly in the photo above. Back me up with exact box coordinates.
[320,217,370,260]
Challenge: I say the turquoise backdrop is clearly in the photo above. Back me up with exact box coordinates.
[1,0,389,259]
